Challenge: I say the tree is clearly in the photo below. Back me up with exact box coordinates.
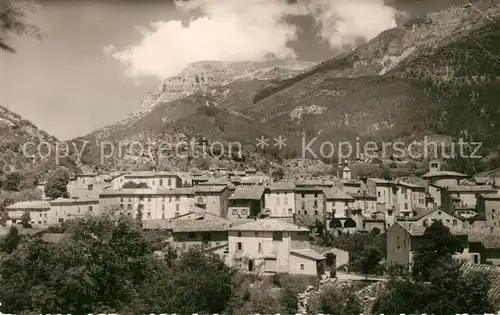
[44,169,69,199]
[412,220,463,282]
[0,225,21,253]
[0,1,41,53]
[373,221,495,315]
[20,210,31,227]
[351,245,383,279]
[3,172,21,191]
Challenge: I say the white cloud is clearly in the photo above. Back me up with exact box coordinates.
[108,0,398,80]
[102,44,116,56]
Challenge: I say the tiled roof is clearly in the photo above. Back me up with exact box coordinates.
[395,180,425,189]
[446,185,497,193]
[195,186,227,193]
[421,171,469,178]
[368,178,392,184]
[228,218,309,232]
[363,213,386,222]
[467,229,500,248]
[50,198,99,205]
[173,216,231,232]
[290,249,325,261]
[324,189,354,200]
[480,193,500,200]
[6,200,50,210]
[156,188,195,195]
[296,179,334,187]
[311,245,348,256]
[399,223,467,236]
[229,187,265,200]
[124,171,179,178]
[269,182,295,191]
[460,263,500,309]
[99,188,156,196]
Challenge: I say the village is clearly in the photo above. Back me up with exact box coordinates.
[2,159,500,281]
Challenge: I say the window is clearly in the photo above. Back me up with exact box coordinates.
[423,219,428,227]
[148,197,151,202]
[232,209,238,215]
[176,204,179,211]
[161,213,165,219]
[378,191,381,197]
[300,264,304,270]
[237,242,242,250]
[273,232,283,241]
[277,198,280,206]
[314,193,318,198]
[288,208,292,215]
[152,180,155,185]
[147,212,151,218]
[314,200,318,208]
[302,194,305,198]
[438,211,442,215]
[304,211,308,215]
[120,197,124,202]
[238,232,242,237]
[453,219,457,226]
[168,178,172,186]
[315,211,318,215]
[301,201,305,209]
[120,204,124,209]
[176,196,180,201]
[404,203,408,210]
[77,207,81,213]
[254,232,259,236]
[397,237,400,250]
[89,206,93,212]
[258,242,262,253]
[159,179,163,186]
[162,204,165,211]
[241,209,248,216]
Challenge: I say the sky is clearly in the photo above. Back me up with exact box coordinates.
[0,0,468,140]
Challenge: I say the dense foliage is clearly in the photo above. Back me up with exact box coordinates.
[44,168,70,199]
[319,229,386,277]
[373,221,495,314]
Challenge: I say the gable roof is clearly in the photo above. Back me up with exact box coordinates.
[324,189,354,200]
[290,249,326,261]
[6,200,50,210]
[269,182,295,191]
[228,218,308,232]
[397,222,467,236]
[195,186,228,193]
[229,187,265,200]
[467,229,500,248]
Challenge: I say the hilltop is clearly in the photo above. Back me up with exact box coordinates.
[78,0,500,174]
[0,106,81,180]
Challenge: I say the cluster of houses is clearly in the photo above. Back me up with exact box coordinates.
[3,159,500,275]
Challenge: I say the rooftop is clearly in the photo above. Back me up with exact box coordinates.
[228,218,309,232]
[398,222,467,236]
[460,263,500,307]
[269,182,295,191]
[124,171,179,178]
[421,170,469,179]
[195,186,228,193]
[446,185,497,193]
[290,249,325,261]
[467,229,500,248]
[229,187,265,200]
[324,189,354,200]
[6,200,50,210]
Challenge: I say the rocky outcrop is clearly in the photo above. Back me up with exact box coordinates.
[297,275,387,314]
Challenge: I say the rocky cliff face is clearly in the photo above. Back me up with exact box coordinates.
[0,106,80,177]
[118,59,317,127]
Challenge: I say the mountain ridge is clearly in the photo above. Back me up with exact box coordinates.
[77,0,500,174]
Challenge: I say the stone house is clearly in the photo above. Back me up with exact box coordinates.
[228,186,265,220]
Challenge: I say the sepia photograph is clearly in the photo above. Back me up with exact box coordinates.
[0,0,500,313]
